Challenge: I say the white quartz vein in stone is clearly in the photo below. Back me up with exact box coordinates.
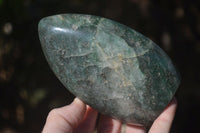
[63,52,93,58]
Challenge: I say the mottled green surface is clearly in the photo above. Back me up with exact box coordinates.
[38,14,180,127]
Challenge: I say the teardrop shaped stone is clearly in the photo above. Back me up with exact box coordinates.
[38,14,180,127]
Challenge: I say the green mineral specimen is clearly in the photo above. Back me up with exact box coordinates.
[38,14,180,127]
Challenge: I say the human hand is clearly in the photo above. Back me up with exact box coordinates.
[42,97,177,133]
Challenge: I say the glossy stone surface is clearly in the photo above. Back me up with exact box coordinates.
[38,14,180,127]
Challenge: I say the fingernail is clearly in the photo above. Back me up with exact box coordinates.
[73,98,84,104]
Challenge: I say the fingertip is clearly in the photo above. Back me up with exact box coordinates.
[74,105,98,133]
[42,98,87,133]
[149,97,178,133]
[69,98,86,113]
[163,97,178,115]
[171,97,177,106]
[73,98,85,105]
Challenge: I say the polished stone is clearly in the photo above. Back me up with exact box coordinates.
[38,14,180,127]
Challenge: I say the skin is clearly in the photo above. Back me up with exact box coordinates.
[42,97,177,133]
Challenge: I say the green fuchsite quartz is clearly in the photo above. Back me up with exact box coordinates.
[38,14,180,127]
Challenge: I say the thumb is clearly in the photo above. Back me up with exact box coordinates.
[42,98,86,133]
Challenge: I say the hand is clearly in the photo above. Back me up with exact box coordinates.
[42,97,177,133]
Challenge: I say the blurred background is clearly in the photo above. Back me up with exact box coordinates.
[0,0,200,132]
